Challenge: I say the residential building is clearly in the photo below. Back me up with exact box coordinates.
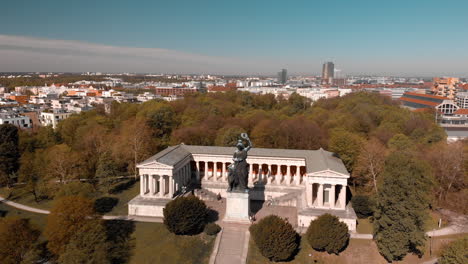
[0,112,32,128]
[432,77,459,99]
[455,92,468,108]
[40,111,72,129]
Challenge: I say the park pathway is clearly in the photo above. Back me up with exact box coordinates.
[213,223,250,264]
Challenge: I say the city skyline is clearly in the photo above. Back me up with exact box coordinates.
[1,0,468,76]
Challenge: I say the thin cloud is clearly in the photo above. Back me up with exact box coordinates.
[0,35,272,74]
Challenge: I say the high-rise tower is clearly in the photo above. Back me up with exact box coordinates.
[322,62,334,84]
[277,69,287,84]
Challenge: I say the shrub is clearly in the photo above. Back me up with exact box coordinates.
[249,215,299,262]
[306,214,349,254]
[204,223,221,235]
[351,195,375,218]
[94,197,119,214]
[439,236,468,264]
[163,196,207,235]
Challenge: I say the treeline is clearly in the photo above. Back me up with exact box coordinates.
[0,91,466,261]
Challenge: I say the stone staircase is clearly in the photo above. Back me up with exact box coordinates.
[269,190,303,207]
[195,188,220,201]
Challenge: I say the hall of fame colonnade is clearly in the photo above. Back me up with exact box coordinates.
[128,144,357,231]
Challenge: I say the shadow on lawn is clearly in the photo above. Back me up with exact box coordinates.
[109,179,137,194]
[104,220,136,264]
[94,197,119,214]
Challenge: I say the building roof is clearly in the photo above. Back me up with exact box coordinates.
[453,109,468,115]
[399,97,439,107]
[403,92,448,100]
[140,144,349,175]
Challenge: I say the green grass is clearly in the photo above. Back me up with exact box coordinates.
[0,179,140,216]
[106,181,140,215]
[130,222,215,264]
[0,203,48,231]
[356,218,373,234]
[0,187,54,210]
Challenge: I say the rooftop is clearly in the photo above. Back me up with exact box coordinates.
[139,144,349,175]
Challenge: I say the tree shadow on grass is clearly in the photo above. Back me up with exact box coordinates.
[109,179,136,194]
[94,197,119,214]
[104,220,136,264]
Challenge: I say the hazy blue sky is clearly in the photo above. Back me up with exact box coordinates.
[1,0,467,76]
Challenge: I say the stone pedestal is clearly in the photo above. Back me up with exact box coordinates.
[224,190,250,223]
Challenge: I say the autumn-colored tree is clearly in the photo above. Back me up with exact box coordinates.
[45,195,98,256]
[353,138,387,193]
[115,118,155,178]
[426,141,465,201]
[215,125,246,146]
[45,144,82,183]
[0,217,40,264]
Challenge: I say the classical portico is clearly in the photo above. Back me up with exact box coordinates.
[128,144,357,231]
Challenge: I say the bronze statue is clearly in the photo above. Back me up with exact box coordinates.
[228,133,252,192]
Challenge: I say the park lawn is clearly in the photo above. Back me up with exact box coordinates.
[106,180,140,215]
[130,222,215,264]
[356,218,373,234]
[0,203,48,231]
[0,187,54,210]
[247,233,465,264]
[0,178,139,216]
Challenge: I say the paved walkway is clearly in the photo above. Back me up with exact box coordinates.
[214,223,250,264]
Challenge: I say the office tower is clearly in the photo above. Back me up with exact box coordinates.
[277,69,287,84]
[322,62,334,84]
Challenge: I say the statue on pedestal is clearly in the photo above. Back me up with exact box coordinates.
[227,133,252,192]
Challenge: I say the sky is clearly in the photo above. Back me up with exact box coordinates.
[1,0,468,76]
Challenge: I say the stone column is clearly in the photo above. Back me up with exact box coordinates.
[160,176,165,196]
[266,164,272,184]
[295,167,301,185]
[168,175,174,198]
[330,184,336,209]
[258,165,263,183]
[339,185,346,209]
[204,161,208,179]
[157,175,162,197]
[149,175,154,196]
[248,164,254,185]
[286,166,291,185]
[140,174,145,196]
[318,184,324,208]
[196,161,200,181]
[221,162,225,182]
[213,162,218,181]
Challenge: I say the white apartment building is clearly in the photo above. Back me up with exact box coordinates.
[39,111,72,129]
[0,113,32,128]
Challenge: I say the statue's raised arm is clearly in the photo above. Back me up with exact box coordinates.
[241,133,252,152]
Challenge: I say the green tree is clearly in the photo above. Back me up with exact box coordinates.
[305,214,349,254]
[45,195,98,256]
[373,152,433,261]
[95,151,119,193]
[0,124,20,187]
[387,133,412,151]
[439,236,468,264]
[163,196,207,235]
[351,195,375,219]
[58,221,110,264]
[329,129,365,172]
[0,217,40,264]
[250,215,299,262]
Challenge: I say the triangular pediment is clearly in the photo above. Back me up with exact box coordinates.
[308,169,349,178]
[137,160,173,169]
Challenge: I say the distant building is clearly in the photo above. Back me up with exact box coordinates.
[40,111,72,129]
[322,62,334,84]
[432,77,459,99]
[399,92,447,109]
[0,112,32,129]
[455,92,468,109]
[277,69,287,84]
